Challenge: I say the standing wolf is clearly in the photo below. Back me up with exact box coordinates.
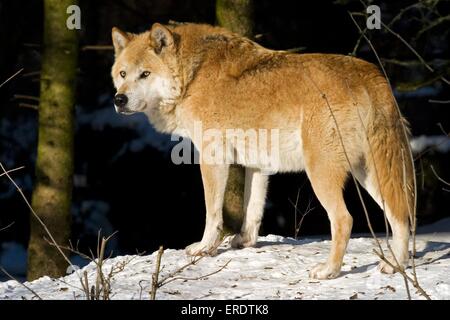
[111,23,414,279]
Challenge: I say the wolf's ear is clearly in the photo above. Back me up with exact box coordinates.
[150,23,174,54]
[112,27,131,56]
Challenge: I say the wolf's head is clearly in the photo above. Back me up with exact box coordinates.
[111,23,179,115]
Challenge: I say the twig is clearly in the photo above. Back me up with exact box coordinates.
[82,271,90,300]
[429,100,450,104]
[430,165,450,187]
[147,239,231,299]
[0,266,42,300]
[289,191,315,240]
[0,166,25,178]
[396,75,445,92]
[285,47,307,53]
[0,69,24,89]
[23,43,40,48]
[0,221,15,232]
[13,94,40,102]
[387,2,423,28]
[138,280,150,300]
[292,188,300,238]
[18,103,38,110]
[150,246,164,300]
[45,230,125,300]
[351,25,368,56]
[415,14,450,40]
[81,45,113,51]
[21,71,40,78]
[382,58,449,68]
[419,158,425,191]
[351,11,450,86]
[0,162,76,271]
[160,259,231,287]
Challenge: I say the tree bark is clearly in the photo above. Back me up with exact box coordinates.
[216,0,254,38]
[216,0,254,234]
[27,0,78,280]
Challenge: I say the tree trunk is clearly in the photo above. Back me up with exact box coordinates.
[216,0,254,234]
[216,0,254,38]
[27,0,78,281]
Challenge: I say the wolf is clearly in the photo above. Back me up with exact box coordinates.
[111,22,415,279]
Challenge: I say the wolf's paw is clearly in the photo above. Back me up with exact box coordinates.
[378,259,406,274]
[185,241,217,256]
[309,263,341,280]
[231,233,257,249]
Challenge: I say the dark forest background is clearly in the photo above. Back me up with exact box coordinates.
[0,0,449,279]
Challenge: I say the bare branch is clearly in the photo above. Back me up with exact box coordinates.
[13,94,40,102]
[430,165,450,187]
[18,103,39,110]
[45,231,132,300]
[382,58,450,68]
[150,246,164,300]
[0,69,24,89]
[429,99,450,104]
[0,166,25,178]
[415,14,450,40]
[81,45,113,51]
[161,259,232,287]
[289,191,315,240]
[387,2,424,28]
[351,25,368,56]
[0,221,15,232]
[0,266,42,300]
[351,11,450,86]
[0,162,75,269]
[21,71,40,78]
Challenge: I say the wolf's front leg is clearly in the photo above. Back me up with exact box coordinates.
[231,168,268,249]
[186,164,229,256]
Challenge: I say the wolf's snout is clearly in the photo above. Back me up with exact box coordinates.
[114,94,128,108]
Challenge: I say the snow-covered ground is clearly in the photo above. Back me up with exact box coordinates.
[0,219,449,300]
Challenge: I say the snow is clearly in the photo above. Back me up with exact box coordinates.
[1,219,449,300]
[410,135,450,154]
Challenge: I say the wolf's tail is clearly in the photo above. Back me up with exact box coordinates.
[360,87,415,266]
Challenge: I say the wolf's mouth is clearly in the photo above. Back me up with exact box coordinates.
[118,110,135,115]
[116,102,147,115]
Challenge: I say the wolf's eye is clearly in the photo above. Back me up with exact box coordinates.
[140,71,151,79]
[120,71,126,78]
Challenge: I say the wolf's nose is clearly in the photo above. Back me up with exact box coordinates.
[114,94,128,108]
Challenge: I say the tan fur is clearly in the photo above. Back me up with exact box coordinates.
[111,23,415,279]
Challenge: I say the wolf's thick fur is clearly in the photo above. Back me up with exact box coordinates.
[111,23,415,279]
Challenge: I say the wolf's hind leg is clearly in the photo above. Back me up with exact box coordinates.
[306,162,353,280]
[186,164,229,256]
[355,168,410,274]
[231,168,268,249]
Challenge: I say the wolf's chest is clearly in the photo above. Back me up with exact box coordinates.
[229,128,305,174]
